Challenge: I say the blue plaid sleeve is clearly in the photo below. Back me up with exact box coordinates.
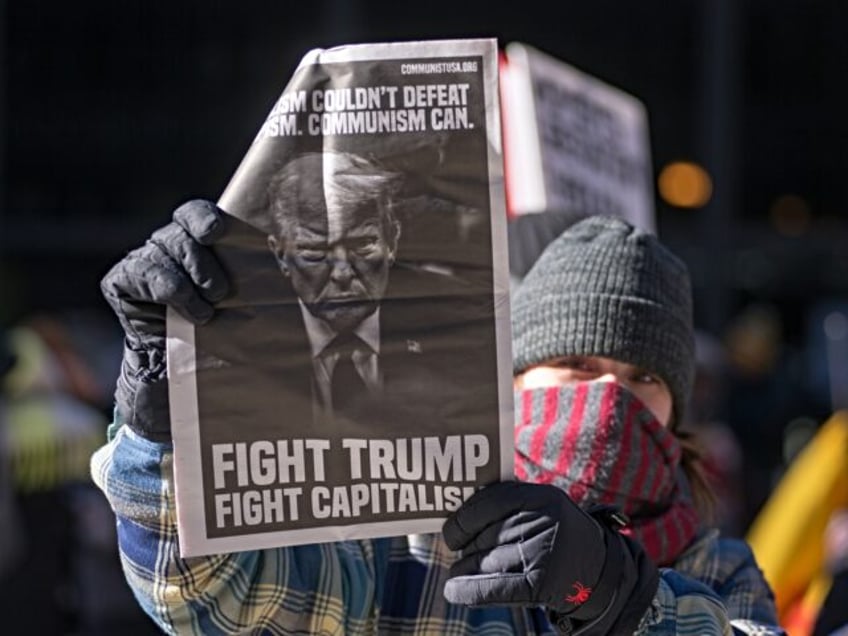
[635,533,786,635]
[91,426,387,635]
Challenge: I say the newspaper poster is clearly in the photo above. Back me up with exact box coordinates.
[501,42,655,232]
[166,38,513,557]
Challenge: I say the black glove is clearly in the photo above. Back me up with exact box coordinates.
[100,199,230,441]
[442,481,659,635]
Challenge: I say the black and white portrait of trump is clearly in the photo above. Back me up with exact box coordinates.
[265,151,405,422]
[196,147,499,438]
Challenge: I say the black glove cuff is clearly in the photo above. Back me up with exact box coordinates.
[568,526,625,621]
[548,507,657,635]
[114,343,172,442]
[606,535,659,635]
[547,523,625,634]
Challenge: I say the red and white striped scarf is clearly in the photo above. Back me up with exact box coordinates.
[514,382,700,567]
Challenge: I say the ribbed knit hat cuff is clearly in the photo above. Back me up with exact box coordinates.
[512,292,694,426]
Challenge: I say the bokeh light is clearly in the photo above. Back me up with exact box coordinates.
[769,194,811,237]
[658,161,713,208]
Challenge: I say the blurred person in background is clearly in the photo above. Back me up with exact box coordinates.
[813,509,848,636]
[0,315,157,635]
[722,303,807,528]
[0,329,24,580]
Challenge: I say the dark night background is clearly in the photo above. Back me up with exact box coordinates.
[1,1,847,633]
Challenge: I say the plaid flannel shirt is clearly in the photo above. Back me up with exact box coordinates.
[92,426,784,635]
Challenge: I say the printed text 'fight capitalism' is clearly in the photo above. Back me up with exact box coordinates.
[210,435,490,528]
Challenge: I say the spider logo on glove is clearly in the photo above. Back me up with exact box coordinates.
[564,581,592,605]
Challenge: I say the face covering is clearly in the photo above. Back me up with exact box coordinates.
[514,381,700,566]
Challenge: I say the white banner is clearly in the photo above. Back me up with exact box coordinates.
[502,42,655,232]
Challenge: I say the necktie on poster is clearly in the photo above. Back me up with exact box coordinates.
[328,333,368,415]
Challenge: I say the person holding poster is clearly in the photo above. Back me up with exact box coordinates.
[94,205,783,634]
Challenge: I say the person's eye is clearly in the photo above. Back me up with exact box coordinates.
[554,357,595,373]
[632,371,660,384]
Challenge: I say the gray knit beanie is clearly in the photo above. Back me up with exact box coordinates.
[512,215,695,427]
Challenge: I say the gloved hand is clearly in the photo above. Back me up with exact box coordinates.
[442,481,658,634]
[100,199,230,441]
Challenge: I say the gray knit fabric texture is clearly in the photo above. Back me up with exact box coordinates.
[512,215,695,426]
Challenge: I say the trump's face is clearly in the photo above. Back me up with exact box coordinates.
[270,196,399,334]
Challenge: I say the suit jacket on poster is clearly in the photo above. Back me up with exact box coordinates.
[192,264,500,441]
